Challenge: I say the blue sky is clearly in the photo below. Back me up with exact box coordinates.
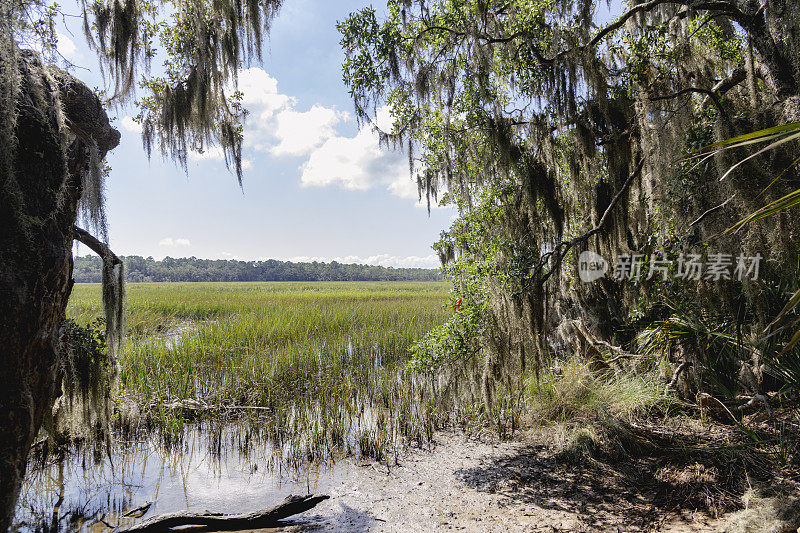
[61,0,455,268]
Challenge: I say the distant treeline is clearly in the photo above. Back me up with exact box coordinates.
[72,255,443,282]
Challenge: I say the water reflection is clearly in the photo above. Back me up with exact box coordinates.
[15,423,346,531]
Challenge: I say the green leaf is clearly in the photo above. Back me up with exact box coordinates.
[727,189,800,233]
[766,288,800,332]
[718,131,800,181]
[780,329,800,355]
[684,121,800,157]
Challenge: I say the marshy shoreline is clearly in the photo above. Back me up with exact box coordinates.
[15,282,800,532]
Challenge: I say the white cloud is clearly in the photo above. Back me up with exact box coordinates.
[300,125,410,193]
[298,110,440,207]
[187,70,442,207]
[188,68,346,163]
[374,105,395,133]
[236,68,293,110]
[270,105,347,156]
[121,116,142,134]
[188,145,225,162]
[236,68,345,156]
[159,237,191,247]
[56,32,78,60]
[389,174,421,200]
[285,254,440,269]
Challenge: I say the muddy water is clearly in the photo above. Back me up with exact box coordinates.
[14,424,350,531]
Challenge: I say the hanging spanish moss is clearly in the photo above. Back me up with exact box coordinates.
[341,0,800,405]
[82,0,284,183]
[78,142,109,240]
[102,255,125,365]
[2,0,293,523]
[3,0,290,407]
[50,318,115,443]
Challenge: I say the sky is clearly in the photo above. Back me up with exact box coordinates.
[60,0,456,269]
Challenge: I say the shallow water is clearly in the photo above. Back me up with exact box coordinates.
[14,424,349,531]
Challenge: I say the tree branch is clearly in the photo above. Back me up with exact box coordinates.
[537,158,645,284]
[700,67,753,108]
[72,226,121,266]
[689,194,736,227]
[649,86,729,118]
[581,0,743,55]
[415,0,746,67]
[665,360,691,395]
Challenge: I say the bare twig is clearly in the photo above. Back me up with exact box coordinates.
[689,194,736,227]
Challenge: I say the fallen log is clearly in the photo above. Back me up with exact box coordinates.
[120,494,329,532]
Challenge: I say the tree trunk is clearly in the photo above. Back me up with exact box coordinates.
[735,1,799,99]
[0,51,119,530]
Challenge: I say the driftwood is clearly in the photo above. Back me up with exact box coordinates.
[121,494,329,532]
[737,394,773,417]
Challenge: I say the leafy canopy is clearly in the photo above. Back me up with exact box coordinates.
[339,0,800,394]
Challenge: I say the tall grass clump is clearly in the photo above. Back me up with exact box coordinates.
[526,358,663,425]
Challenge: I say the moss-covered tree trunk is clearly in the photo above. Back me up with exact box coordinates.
[0,51,119,529]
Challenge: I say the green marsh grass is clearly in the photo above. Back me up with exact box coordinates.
[68,282,451,462]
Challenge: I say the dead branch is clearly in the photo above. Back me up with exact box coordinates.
[604,352,643,365]
[689,194,736,227]
[737,394,773,417]
[155,399,273,412]
[560,319,640,368]
[73,226,122,267]
[649,87,729,117]
[120,494,330,532]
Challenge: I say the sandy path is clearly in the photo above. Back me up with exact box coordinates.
[285,431,724,532]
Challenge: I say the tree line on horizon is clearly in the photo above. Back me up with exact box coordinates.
[72,255,443,283]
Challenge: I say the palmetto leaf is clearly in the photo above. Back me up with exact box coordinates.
[727,189,800,234]
[685,122,800,232]
[755,153,800,201]
[684,121,800,157]
[688,123,800,366]
[783,329,800,355]
[717,131,800,182]
[766,289,800,332]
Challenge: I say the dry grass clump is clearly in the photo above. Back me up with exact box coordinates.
[526,358,663,425]
[722,488,800,533]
